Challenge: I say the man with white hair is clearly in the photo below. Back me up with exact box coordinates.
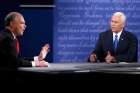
[89,12,138,63]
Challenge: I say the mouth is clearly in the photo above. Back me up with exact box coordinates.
[112,27,117,30]
[112,26,116,28]
[22,29,25,32]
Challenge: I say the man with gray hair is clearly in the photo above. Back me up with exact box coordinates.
[0,12,50,68]
[89,12,138,63]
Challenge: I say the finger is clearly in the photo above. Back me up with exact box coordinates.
[107,51,111,56]
[45,44,49,48]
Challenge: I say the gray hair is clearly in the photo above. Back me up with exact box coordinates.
[112,12,126,23]
[4,12,22,26]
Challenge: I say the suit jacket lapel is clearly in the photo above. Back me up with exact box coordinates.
[108,31,114,53]
[116,30,125,53]
[5,29,18,56]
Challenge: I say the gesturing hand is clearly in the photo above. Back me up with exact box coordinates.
[105,51,116,63]
[35,60,49,67]
[38,44,50,61]
[90,53,97,63]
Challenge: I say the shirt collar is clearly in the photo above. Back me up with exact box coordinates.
[11,31,16,39]
[113,30,123,40]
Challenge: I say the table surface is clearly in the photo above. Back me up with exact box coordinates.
[18,62,140,74]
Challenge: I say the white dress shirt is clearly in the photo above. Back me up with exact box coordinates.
[113,30,123,42]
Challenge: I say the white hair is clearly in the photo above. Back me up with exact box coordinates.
[112,12,126,23]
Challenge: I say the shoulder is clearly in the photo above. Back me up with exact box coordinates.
[124,31,137,38]
[99,30,112,36]
[0,29,13,42]
[123,30,138,41]
[0,30,5,41]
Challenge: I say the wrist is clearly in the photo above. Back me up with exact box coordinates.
[34,56,42,62]
[31,61,36,67]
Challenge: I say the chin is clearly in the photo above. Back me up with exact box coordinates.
[112,29,117,32]
[112,30,115,32]
[19,32,24,36]
[21,33,24,36]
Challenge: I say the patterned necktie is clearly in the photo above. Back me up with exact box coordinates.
[15,38,20,54]
[114,34,118,51]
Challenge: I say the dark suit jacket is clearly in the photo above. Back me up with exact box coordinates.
[0,28,32,68]
[90,29,138,62]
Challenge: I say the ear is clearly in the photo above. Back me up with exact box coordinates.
[122,21,126,27]
[124,22,126,27]
[9,21,14,27]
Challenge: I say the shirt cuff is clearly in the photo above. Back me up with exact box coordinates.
[32,56,39,67]
[31,61,36,67]
[34,56,39,61]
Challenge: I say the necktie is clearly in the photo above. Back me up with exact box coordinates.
[15,38,20,54]
[114,34,118,51]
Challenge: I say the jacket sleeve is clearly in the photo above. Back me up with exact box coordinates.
[0,35,32,68]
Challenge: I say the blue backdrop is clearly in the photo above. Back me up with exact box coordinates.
[0,0,19,31]
[1,0,140,63]
[53,0,140,63]
[20,9,53,62]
